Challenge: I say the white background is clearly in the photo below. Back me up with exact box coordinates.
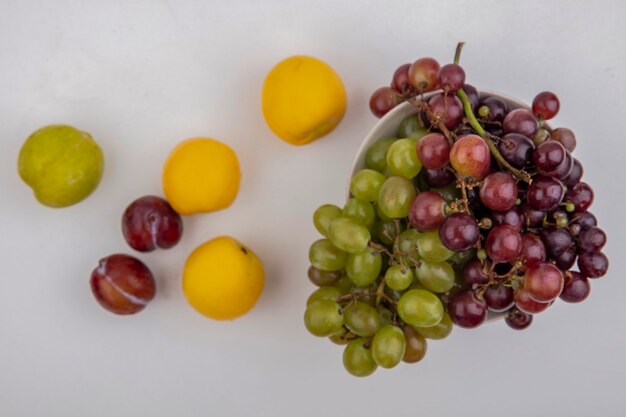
[1,0,625,416]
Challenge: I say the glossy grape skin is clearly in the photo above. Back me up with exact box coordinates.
[313,204,342,237]
[408,191,446,231]
[306,286,344,306]
[577,251,608,278]
[532,91,560,120]
[554,248,577,270]
[122,196,183,252]
[540,227,574,259]
[438,63,465,92]
[462,258,489,286]
[480,172,518,211]
[414,312,453,340]
[387,138,422,179]
[342,198,375,229]
[309,239,348,272]
[397,289,444,328]
[344,302,382,337]
[439,213,480,252]
[415,261,455,293]
[450,134,491,179]
[560,271,591,303]
[408,57,440,92]
[571,212,597,230]
[484,285,514,312]
[551,128,576,152]
[522,204,546,228]
[505,307,533,330]
[343,339,377,377]
[371,325,406,369]
[308,266,341,287]
[397,114,429,139]
[486,225,523,263]
[566,182,594,212]
[417,133,450,170]
[424,168,455,188]
[365,137,396,172]
[393,229,421,265]
[378,176,417,218]
[416,230,454,262]
[304,300,344,337]
[328,217,370,254]
[384,265,414,291]
[527,175,565,212]
[346,249,382,287]
[491,206,524,230]
[478,96,508,122]
[524,262,564,302]
[448,290,487,328]
[533,140,566,173]
[90,254,156,315]
[502,108,539,139]
[514,289,550,314]
[391,63,414,95]
[563,159,583,187]
[578,227,607,252]
[548,150,574,180]
[350,169,386,202]
[520,233,546,268]
[370,87,401,118]
[498,133,534,169]
[402,326,428,363]
[428,94,464,130]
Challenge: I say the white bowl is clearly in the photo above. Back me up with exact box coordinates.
[346,90,535,324]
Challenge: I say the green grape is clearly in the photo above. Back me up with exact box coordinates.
[384,265,414,291]
[344,302,381,337]
[329,327,357,345]
[313,204,342,237]
[342,198,375,229]
[372,219,400,245]
[306,286,343,306]
[346,249,382,287]
[416,230,454,262]
[432,183,461,203]
[365,137,396,172]
[414,311,453,340]
[349,286,377,306]
[307,266,342,287]
[415,261,455,293]
[377,306,394,325]
[386,139,422,179]
[371,325,406,369]
[350,169,386,202]
[393,228,421,265]
[378,176,416,218]
[397,114,429,140]
[328,217,370,254]
[448,248,477,268]
[343,339,377,377]
[309,239,348,271]
[397,289,444,327]
[333,275,353,293]
[375,203,392,221]
[402,326,428,364]
[304,300,344,337]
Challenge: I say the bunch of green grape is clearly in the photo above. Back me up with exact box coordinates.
[305,115,463,377]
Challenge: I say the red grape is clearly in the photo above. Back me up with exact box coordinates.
[520,233,546,269]
[462,84,480,111]
[503,108,539,139]
[369,87,401,118]
[416,133,450,169]
[408,191,446,231]
[551,128,576,152]
[308,266,341,287]
[448,290,487,328]
[480,172,518,211]
[439,213,480,251]
[554,247,577,270]
[522,204,546,228]
[566,182,594,212]
[527,175,565,212]
[491,206,524,230]
[408,58,440,93]
[478,96,508,122]
[497,133,534,169]
[514,288,550,314]
[532,91,560,120]
[577,251,608,278]
[484,284,514,312]
[485,224,522,263]
[524,262,564,302]
[428,93,464,130]
[391,63,414,96]
[563,159,583,187]
[571,212,596,230]
[559,271,591,303]
[548,150,573,180]
[462,258,489,286]
[424,168,455,188]
[533,140,566,173]
[122,195,183,252]
[578,227,607,252]
[90,254,156,315]
[438,63,465,92]
[505,307,533,330]
[539,227,574,258]
[450,134,491,179]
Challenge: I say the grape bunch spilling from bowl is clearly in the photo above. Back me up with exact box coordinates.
[304,43,608,377]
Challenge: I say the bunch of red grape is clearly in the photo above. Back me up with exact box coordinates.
[304,43,608,377]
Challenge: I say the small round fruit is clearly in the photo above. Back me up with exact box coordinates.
[350,169,386,202]
[386,138,422,179]
[377,176,417,218]
[365,137,396,172]
[485,225,522,263]
[397,289,444,328]
[402,326,428,363]
[262,56,346,145]
[416,230,454,263]
[309,239,348,272]
[313,204,342,237]
[448,290,487,328]
[18,125,104,207]
[183,236,264,320]
[307,266,341,287]
[415,261,455,293]
[90,254,156,315]
[122,196,183,252]
[162,138,240,215]
[371,325,406,369]
[346,249,382,287]
[524,262,564,303]
[450,134,491,179]
[343,339,377,377]
[384,265,414,291]
[306,286,344,306]
[328,217,371,254]
[304,300,344,337]
[417,133,450,170]
[344,302,381,337]
[414,312,453,340]
[505,307,533,330]
[342,198,375,229]
[480,172,518,211]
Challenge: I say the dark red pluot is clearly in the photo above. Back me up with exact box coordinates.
[122,196,183,252]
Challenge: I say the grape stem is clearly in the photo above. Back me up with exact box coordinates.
[456,89,532,183]
[409,98,455,145]
[454,42,465,65]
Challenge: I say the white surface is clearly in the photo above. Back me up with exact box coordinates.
[1,0,625,416]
